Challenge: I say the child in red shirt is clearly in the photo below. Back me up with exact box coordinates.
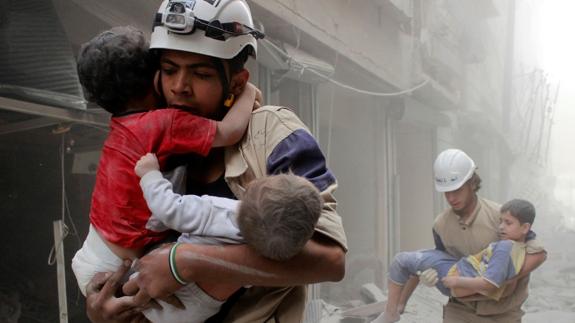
[71,26,257,296]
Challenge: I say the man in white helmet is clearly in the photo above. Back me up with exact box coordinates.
[406,149,546,322]
[85,1,346,322]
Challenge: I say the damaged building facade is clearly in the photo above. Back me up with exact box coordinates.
[0,0,554,321]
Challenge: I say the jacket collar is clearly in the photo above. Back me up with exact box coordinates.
[224,144,248,180]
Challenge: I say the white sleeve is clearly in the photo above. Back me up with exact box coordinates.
[140,171,242,240]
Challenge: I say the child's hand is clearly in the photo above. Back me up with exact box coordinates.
[441,276,458,289]
[254,86,263,110]
[243,82,261,111]
[135,153,159,178]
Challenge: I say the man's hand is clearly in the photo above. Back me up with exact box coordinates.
[86,260,148,323]
[500,277,519,297]
[441,276,458,289]
[123,244,185,310]
[241,82,261,111]
[135,153,159,178]
[417,268,438,287]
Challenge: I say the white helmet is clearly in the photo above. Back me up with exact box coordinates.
[433,149,477,192]
[150,0,264,59]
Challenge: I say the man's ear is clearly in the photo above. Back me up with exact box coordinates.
[229,68,249,96]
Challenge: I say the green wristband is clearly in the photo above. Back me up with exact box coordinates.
[169,242,188,285]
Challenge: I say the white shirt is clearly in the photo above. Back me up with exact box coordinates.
[140,170,243,245]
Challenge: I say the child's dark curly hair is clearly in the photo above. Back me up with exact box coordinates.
[77,26,157,114]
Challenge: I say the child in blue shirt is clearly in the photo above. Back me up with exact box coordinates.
[380,199,538,323]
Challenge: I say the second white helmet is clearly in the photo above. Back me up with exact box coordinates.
[433,149,476,192]
[150,0,264,59]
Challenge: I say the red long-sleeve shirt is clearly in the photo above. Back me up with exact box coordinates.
[90,108,216,249]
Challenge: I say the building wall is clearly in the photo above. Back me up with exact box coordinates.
[397,121,436,251]
[249,0,414,88]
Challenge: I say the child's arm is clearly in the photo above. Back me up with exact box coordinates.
[212,83,258,147]
[485,251,545,298]
[515,251,546,280]
[441,276,498,297]
[135,153,241,238]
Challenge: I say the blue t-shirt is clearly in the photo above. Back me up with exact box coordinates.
[452,240,525,300]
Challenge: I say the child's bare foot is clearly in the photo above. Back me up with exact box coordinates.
[397,304,405,314]
[372,311,400,323]
[383,312,400,323]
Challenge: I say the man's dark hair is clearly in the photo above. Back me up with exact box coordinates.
[228,46,252,75]
[469,172,482,192]
[501,199,536,225]
[77,26,157,114]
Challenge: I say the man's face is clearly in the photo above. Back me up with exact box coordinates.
[443,181,475,214]
[159,49,225,119]
[499,211,529,241]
